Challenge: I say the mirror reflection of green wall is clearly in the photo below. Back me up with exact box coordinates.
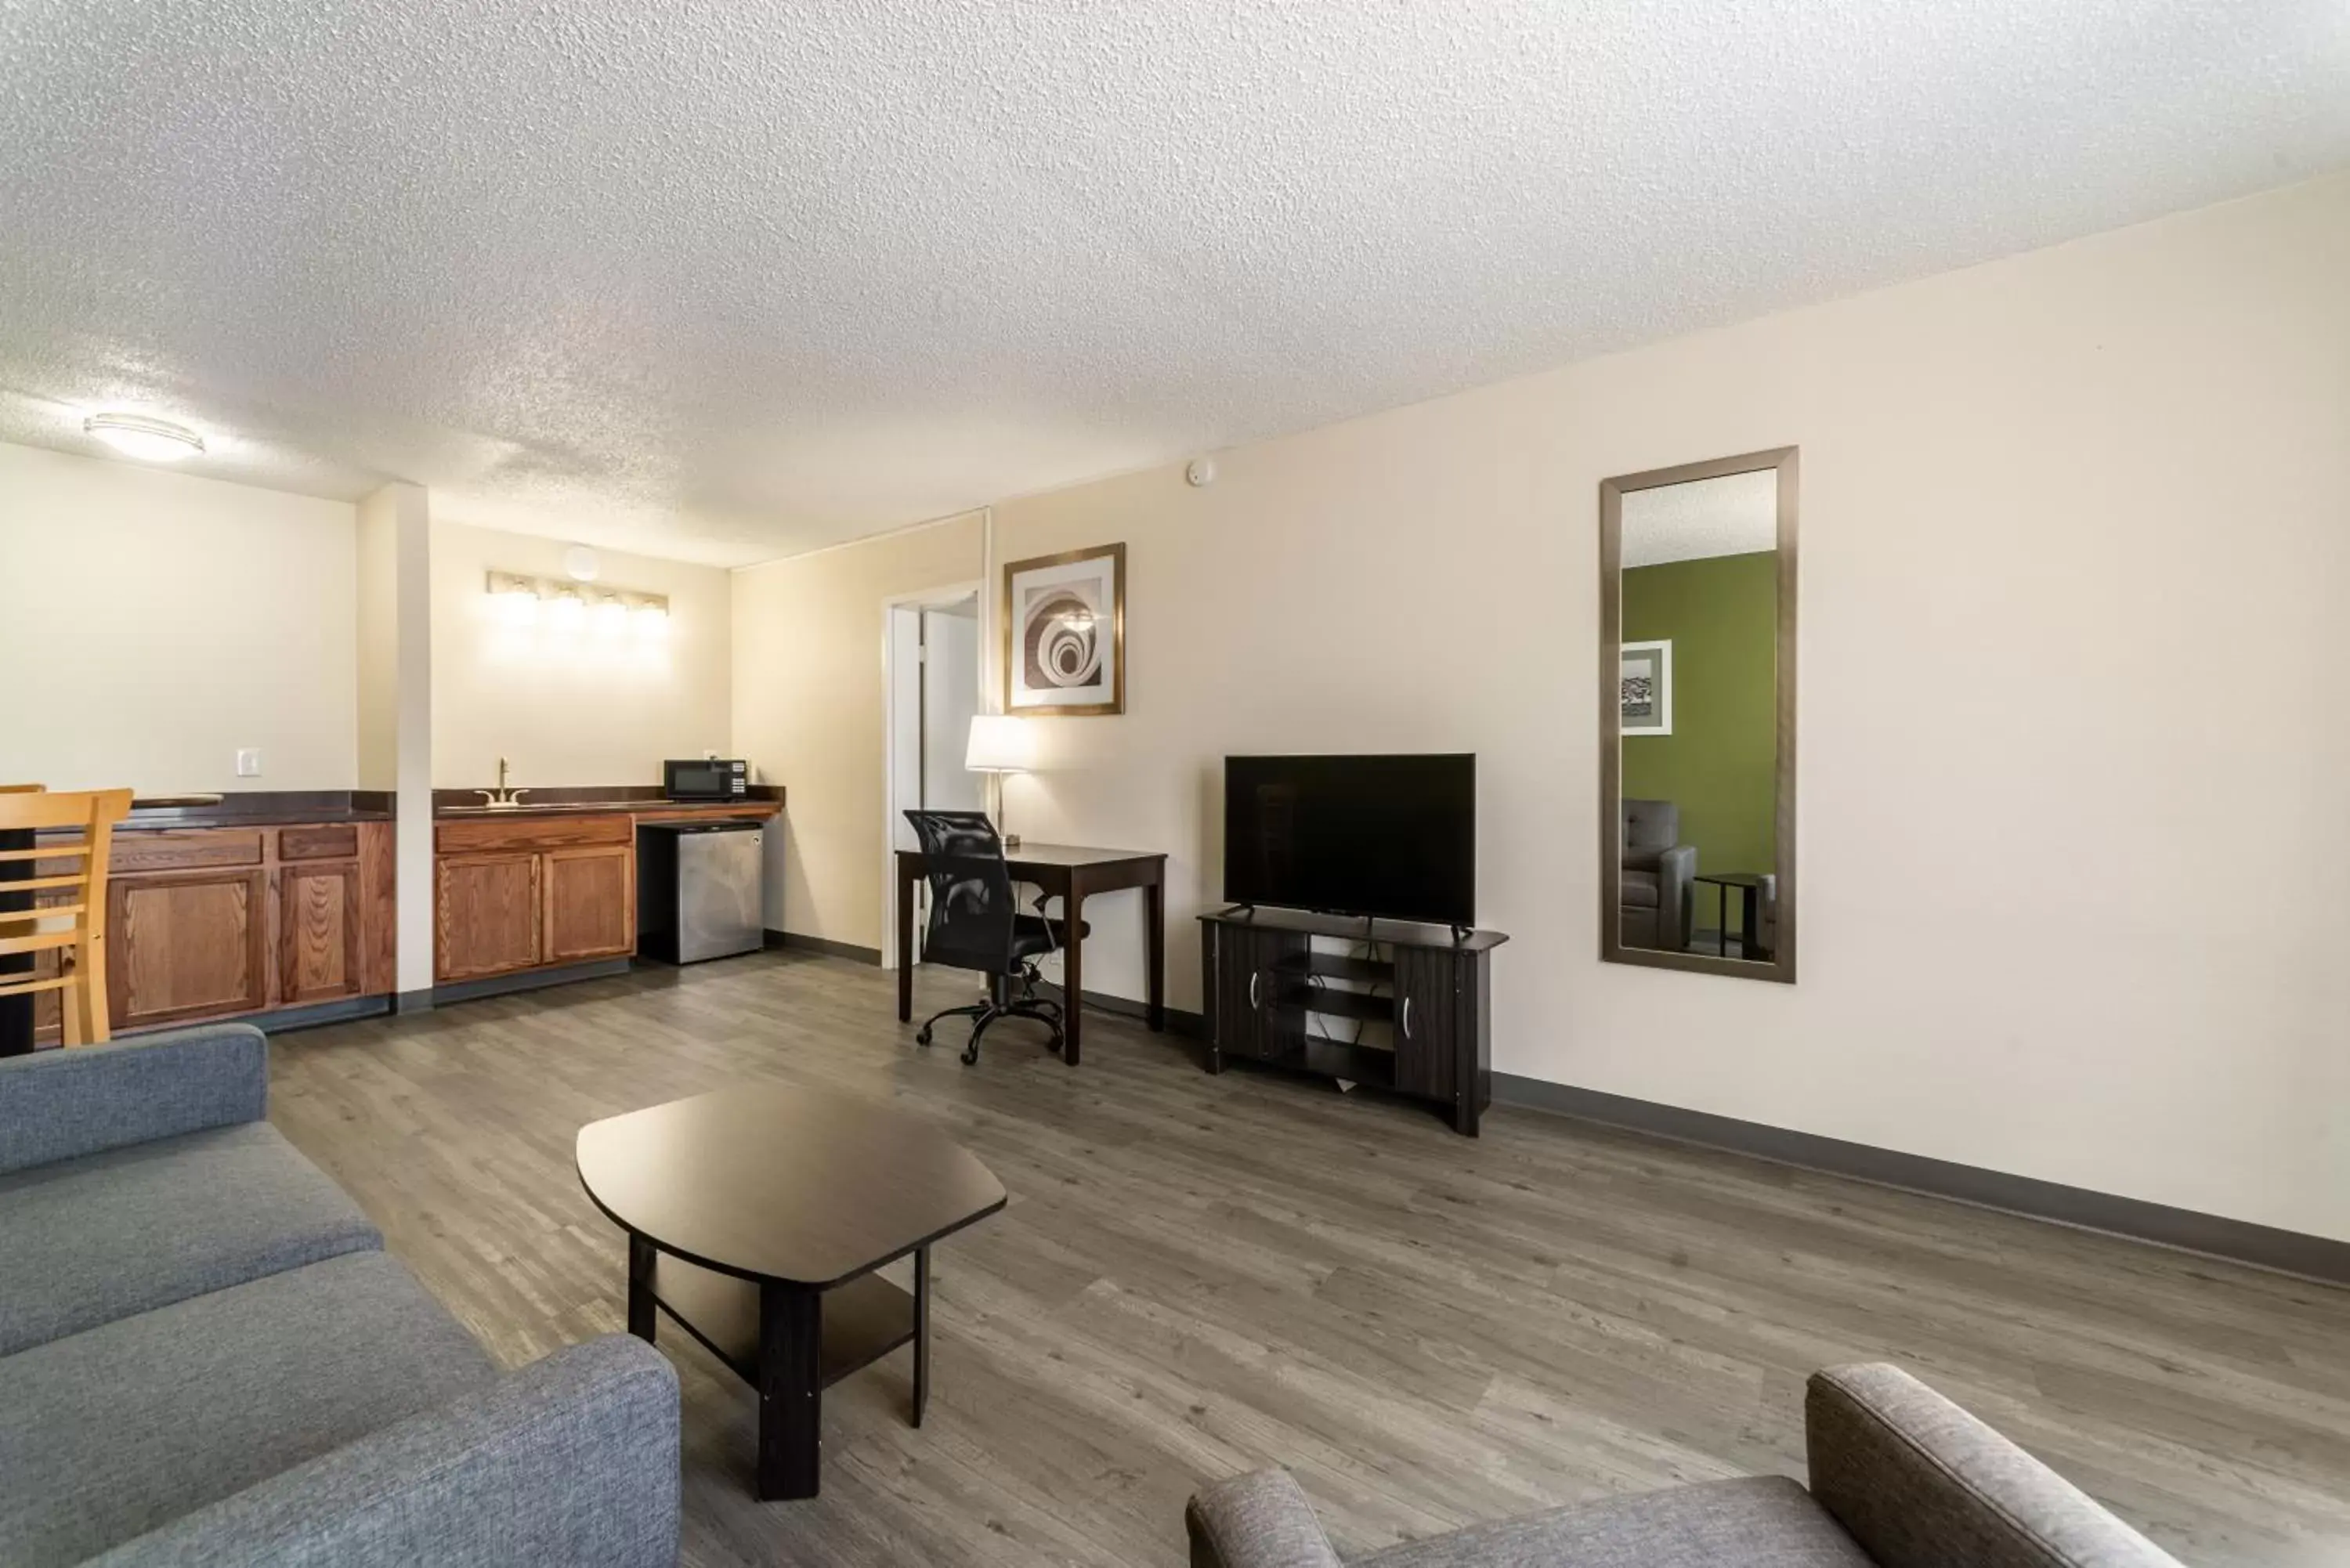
[1621,550,1778,932]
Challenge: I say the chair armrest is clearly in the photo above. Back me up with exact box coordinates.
[0,1022,268,1177]
[1187,1469,1346,1568]
[93,1335,682,1568]
[1806,1363,2181,1568]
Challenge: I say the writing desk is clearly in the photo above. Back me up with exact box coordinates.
[895,843,1166,1066]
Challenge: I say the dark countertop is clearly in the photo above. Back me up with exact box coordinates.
[117,790,395,831]
[432,783,782,822]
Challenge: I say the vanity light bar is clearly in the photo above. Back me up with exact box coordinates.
[486,571,670,618]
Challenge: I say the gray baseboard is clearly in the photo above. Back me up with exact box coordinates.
[1492,1073,2350,1288]
[428,958,634,1009]
[1032,980,1206,1039]
[765,929,883,966]
[251,995,394,1034]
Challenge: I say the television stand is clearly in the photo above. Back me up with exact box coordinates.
[1197,906,1509,1136]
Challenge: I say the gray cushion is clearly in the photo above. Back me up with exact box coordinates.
[1806,1364,2183,1568]
[1355,1477,1873,1568]
[0,1120,381,1357]
[0,1250,497,1568]
[0,1024,267,1178]
[1621,869,1661,908]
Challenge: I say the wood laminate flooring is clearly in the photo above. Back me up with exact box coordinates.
[269,952,2350,1566]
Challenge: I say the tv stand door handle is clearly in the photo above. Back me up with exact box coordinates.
[1248,972,1260,1010]
[1401,997,1413,1038]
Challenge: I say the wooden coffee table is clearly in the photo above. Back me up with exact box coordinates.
[575,1084,1006,1501]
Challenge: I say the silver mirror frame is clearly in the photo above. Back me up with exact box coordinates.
[1599,446,1799,984]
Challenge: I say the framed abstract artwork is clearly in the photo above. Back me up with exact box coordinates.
[1620,639,1672,736]
[1003,543,1126,716]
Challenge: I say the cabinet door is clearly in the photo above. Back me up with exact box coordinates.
[279,860,363,1005]
[108,869,272,1031]
[1210,924,1305,1061]
[1392,947,1460,1105]
[436,854,542,981]
[542,844,635,963]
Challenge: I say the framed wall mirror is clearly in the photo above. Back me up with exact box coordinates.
[1600,447,1798,983]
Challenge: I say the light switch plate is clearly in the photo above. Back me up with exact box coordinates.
[235,748,262,777]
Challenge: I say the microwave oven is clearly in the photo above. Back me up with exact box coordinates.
[663,758,750,802]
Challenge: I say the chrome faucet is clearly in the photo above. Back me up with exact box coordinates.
[475,756,530,809]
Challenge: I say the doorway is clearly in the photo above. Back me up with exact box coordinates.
[884,584,983,966]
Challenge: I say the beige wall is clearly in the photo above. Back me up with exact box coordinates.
[731,514,988,940]
[734,173,2350,1242]
[0,442,360,792]
[429,521,733,790]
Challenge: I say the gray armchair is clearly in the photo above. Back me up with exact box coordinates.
[1188,1363,2182,1568]
[1620,798,1695,952]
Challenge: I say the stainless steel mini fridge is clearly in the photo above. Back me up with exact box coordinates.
[636,821,765,963]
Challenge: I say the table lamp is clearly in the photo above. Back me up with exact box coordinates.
[964,714,1034,849]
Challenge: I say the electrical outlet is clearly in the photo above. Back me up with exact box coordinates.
[235,748,262,778]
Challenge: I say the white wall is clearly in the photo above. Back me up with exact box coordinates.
[358,483,436,993]
[733,174,2350,1243]
[732,515,988,941]
[430,521,733,790]
[0,442,360,792]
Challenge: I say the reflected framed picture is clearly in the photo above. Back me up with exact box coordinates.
[1620,639,1672,736]
[1003,543,1126,716]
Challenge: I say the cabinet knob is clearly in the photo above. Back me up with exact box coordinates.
[1249,971,1261,1010]
[1401,996,1414,1038]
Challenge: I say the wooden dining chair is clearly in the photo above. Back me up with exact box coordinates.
[0,788,133,1046]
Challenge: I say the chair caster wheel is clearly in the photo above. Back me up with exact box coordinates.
[916,1026,933,1047]
[960,1042,980,1066]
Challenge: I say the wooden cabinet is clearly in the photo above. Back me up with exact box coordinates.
[1198,909,1504,1136]
[432,815,637,984]
[1391,946,1460,1107]
[435,854,542,981]
[32,818,397,1042]
[278,859,363,1004]
[108,868,272,1030]
[543,844,634,963]
[1202,920,1305,1064]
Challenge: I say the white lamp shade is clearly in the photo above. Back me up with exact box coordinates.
[965,714,1034,773]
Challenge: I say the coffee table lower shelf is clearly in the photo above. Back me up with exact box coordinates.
[628,1242,932,1501]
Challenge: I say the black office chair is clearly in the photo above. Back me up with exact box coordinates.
[903,809,1090,1065]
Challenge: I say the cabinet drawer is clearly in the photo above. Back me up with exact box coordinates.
[436,815,633,854]
[279,823,360,862]
[110,829,265,873]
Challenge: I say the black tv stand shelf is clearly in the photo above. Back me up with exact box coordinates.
[1198,906,1509,1136]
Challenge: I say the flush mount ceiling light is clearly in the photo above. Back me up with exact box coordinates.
[84,412,205,462]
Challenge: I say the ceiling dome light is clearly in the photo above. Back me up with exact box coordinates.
[85,412,205,462]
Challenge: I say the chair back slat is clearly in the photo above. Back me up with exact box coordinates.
[0,789,132,1046]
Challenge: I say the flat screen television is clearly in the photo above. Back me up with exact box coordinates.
[1223,753,1475,927]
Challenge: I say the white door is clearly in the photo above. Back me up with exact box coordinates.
[890,593,982,960]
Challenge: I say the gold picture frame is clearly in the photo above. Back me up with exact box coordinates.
[1002,542,1126,717]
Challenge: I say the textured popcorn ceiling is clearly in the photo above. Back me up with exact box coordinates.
[1622,471,1779,569]
[2,3,2345,565]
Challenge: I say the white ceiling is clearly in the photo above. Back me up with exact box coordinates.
[1621,471,1779,569]
[2,3,2345,567]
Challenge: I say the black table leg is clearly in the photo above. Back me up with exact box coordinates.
[627,1234,656,1342]
[1061,873,1084,1067]
[913,1245,931,1428]
[1144,874,1166,1032]
[757,1283,822,1501]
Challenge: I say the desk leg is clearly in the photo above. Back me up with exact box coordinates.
[757,1283,822,1501]
[1061,876,1084,1068]
[912,1245,931,1427]
[627,1234,656,1342]
[897,863,914,1023]
[1145,874,1166,1032]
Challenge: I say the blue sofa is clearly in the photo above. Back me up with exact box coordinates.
[0,1024,680,1567]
